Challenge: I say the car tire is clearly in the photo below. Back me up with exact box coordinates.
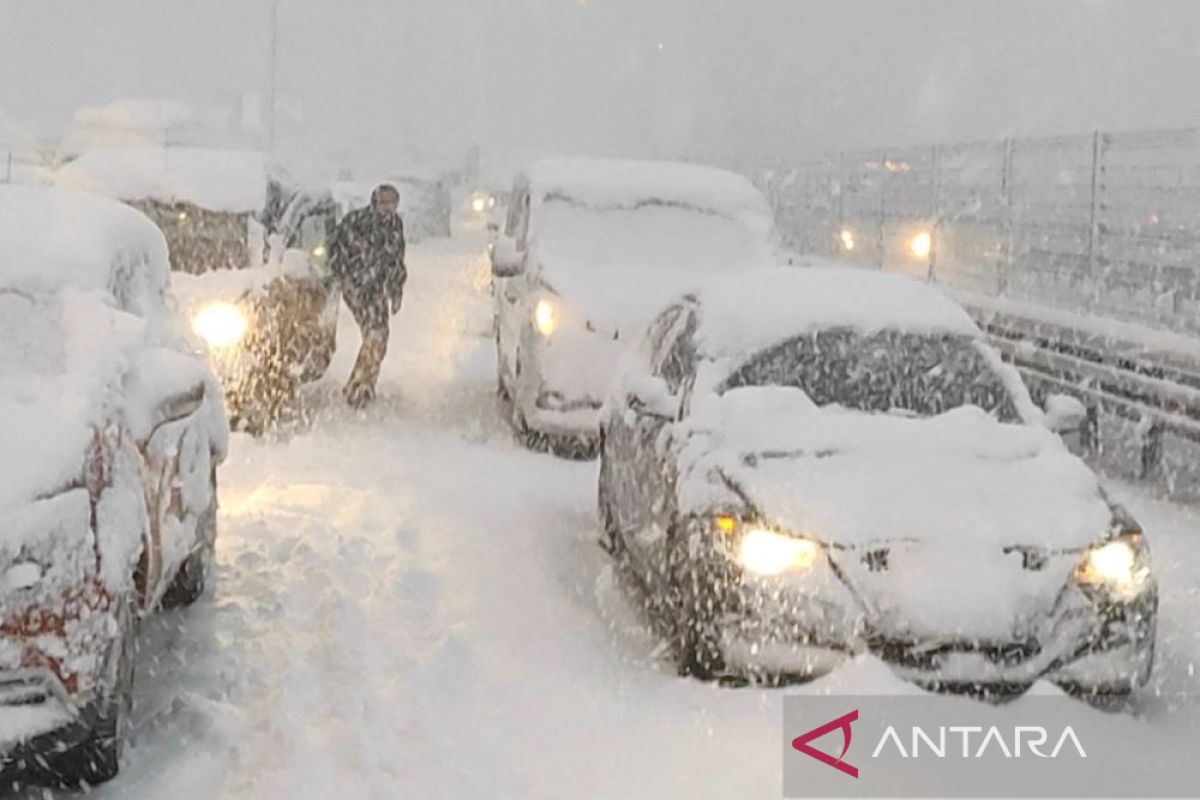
[670,558,726,680]
[60,598,135,788]
[160,475,217,610]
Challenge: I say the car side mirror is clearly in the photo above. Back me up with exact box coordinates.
[1044,393,1090,453]
[491,239,524,278]
[625,375,678,421]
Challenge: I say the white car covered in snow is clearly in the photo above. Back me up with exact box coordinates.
[491,158,779,455]
[598,267,1156,696]
[0,186,228,787]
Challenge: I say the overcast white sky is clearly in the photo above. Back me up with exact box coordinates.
[3,0,1200,168]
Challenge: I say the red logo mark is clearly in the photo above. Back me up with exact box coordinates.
[791,709,859,779]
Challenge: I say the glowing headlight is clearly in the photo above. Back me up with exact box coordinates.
[534,298,558,337]
[839,228,856,251]
[487,195,497,209]
[472,197,488,213]
[311,244,327,259]
[192,302,250,349]
[176,210,189,223]
[738,528,819,577]
[909,230,933,259]
[1074,533,1152,600]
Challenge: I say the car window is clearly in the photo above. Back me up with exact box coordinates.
[653,312,698,394]
[641,305,684,364]
[720,329,1021,422]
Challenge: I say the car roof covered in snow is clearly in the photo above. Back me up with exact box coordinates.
[527,157,771,219]
[0,184,169,310]
[690,267,981,358]
[53,145,272,212]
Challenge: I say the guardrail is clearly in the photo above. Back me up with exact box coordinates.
[761,127,1200,337]
[758,126,1200,499]
[957,293,1200,501]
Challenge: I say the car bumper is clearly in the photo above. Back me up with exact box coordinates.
[711,569,1156,692]
[524,399,603,441]
[0,694,104,789]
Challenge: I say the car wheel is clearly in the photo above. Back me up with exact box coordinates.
[670,557,726,680]
[60,597,135,788]
[597,443,626,557]
[160,474,217,610]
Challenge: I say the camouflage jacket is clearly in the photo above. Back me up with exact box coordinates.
[328,207,407,298]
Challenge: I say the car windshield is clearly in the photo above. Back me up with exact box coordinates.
[720,329,1022,422]
[534,198,772,274]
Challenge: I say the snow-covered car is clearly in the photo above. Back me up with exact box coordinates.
[492,158,779,455]
[176,187,340,434]
[0,186,228,787]
[53,145,292,274]
[598,267,1157,696]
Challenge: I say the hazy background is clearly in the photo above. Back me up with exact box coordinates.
[3,0,1200,168]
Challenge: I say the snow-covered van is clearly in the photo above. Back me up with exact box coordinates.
[54,145,290,274]
[0,186,228,787]
[491,157,781,456]
[599,267,1157,696]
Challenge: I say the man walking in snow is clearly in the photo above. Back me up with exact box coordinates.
[328,183,407,408]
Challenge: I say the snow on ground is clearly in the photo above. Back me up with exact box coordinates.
[39,229,1200,799]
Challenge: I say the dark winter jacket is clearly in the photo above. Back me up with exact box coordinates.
[328,206,407,306]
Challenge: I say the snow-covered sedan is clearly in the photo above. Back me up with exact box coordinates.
[598,267,1157,696]
[0,186,228,787]
[491,158,779,456]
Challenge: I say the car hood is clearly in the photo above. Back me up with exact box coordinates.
[0,290,145,512]
[683,397,1113,638]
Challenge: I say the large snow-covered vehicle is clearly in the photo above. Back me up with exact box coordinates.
[0,186,228,787]
[598,267,1157,696]
[53,145,291,274]
[175,187,341,433]
[491,158,779,456]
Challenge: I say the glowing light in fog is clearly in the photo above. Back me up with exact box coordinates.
[839,229,856,251]
[738,529,819,576]
[534,299,558,337]
[910,230,933,260]
[192,302,249,349]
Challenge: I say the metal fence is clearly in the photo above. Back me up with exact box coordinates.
[762,127,1200,336]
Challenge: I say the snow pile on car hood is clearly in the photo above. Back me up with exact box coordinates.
[528,157,771,219]
[0,184,169,313]
[693,267,980,360]
[531,199,777,331]
[55,146,271,213]
[682,390,1112,551]
[0,290,147,512]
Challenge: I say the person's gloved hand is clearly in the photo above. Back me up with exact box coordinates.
[388,272,406,315]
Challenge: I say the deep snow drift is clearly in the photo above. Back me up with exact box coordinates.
[49,228,1200,800]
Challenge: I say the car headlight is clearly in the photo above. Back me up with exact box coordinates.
[471,196,487,213]
[192,302,250,349]
[839,228,856,251]
[1073,531,1152,601]
[713,515,820,577]
[534,298,558,337]
[311,244,327,259]
[909,230,933,259]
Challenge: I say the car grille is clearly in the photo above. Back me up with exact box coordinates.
[868,635,1042,670]
[0,669,69,709]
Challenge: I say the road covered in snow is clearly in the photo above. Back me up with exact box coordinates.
[79,230,1200,799]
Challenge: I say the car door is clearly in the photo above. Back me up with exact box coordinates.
[495,188,531,384]
[614,308,697,576]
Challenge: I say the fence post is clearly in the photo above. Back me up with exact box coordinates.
[877,151,887,269]
[927,143,940,281]
[999,137,1014,296]
[1086,129,1103,281]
